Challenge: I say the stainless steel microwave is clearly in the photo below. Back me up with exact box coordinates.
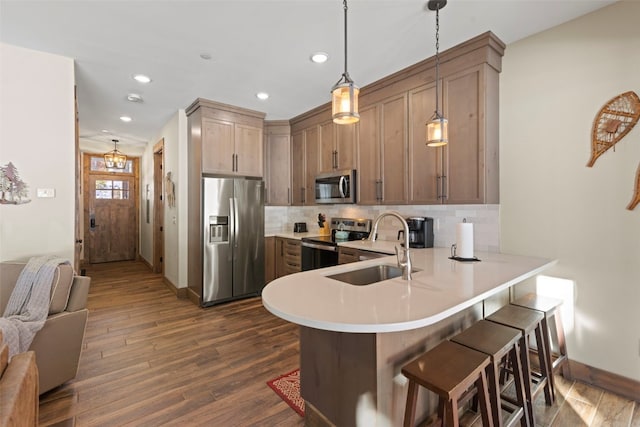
[315,169,356,204]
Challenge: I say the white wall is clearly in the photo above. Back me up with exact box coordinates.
[500,1,640,381]
[0,43,75,262]
[140,110,189,288]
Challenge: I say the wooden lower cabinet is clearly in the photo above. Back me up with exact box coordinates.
[275,237,301,278]
[265,236,276,283]
[338,247,360,264]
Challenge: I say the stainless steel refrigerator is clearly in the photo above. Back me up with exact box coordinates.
[202,176,264,305]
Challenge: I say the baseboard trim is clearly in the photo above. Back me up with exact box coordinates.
[568,359,640,402]
[137,255,153,271]
[186,288,200,307]
[162,277,188,299]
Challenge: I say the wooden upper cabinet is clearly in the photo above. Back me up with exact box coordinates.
[319,121,335,172]
[380,94,408,205]
[202,118,234,174]
[234,124,263,177]
[291,131,305,206]
[202,120,263,176]
[357,105,382,204]
[335,123,356,170]
[408,83,440,204]
[188,98,266,178]
[264,121,291,206]
[304,126,319,205]
[356,95,407,205]
[442,64,498,204]
[319,120,356,172]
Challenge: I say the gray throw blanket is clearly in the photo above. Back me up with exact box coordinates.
[0,255,70,358]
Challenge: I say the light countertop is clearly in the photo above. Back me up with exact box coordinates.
[262,247,556,333]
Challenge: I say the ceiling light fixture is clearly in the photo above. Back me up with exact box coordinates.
[103,139,127,169]
[256,92,269,100]
[120,116,132,122]
[133,74,151,84]
[310,52,329,64]
[426,0,448,147]
[127,93,143,103]
[331,0,359,125]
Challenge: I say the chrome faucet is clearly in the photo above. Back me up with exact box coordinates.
[369,211,412,280]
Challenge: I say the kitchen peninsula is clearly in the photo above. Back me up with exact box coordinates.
[262,247,556,426]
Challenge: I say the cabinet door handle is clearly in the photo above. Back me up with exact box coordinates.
[301,187,305,204]
[442,175,447,201]
[333,150,338,169]
[287,188,291,205]
[436,176,441,200]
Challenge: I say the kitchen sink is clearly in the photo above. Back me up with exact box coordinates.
[327,264,419,286]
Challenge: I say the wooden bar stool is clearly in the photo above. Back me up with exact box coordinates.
[511,292,570,403]
[451,320,529,427]
[401,340,494,427]
[486,305,553,427]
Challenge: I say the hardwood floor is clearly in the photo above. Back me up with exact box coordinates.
[39,261,304,427]
[39,261,639,426]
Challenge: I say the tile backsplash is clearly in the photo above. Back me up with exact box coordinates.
[266,204,500,253]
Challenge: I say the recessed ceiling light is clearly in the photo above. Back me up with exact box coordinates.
[127,93,144,103]
[101,129,110,133]
[256,92,269,100]
[120,116,132,122]
[310,52,329,64]
[133,74,151,84]
[200,53,212,60]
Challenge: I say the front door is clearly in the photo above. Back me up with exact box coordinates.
[85,154,138,263]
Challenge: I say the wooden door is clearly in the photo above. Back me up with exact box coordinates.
[304,126,319,205]
[88,175,136,263]
[380,94,408,204]
[235,123,263,176]
[443,66,483,204]
[408,83,440,204]
[357,104,381,204]
[319,121,335,172]
[202,117,234,174]
[291,131,305,206]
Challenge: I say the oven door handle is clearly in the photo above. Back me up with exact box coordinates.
[301,242,338,252]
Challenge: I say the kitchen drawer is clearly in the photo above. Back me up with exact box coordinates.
[276,237,301,277]
[338,247,360,264]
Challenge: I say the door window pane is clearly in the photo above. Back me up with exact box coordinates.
[95,180,129,199]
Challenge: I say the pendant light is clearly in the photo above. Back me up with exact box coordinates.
[331,0,359,125]
[104,139,127,169]
[426,0,448,147]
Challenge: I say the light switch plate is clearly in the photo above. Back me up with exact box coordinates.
[37,188,56,198]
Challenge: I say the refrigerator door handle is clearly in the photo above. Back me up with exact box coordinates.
[232,197,239,249]
[229,197,236,256]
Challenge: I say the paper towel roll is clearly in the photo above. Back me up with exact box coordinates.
[456,222,474,259]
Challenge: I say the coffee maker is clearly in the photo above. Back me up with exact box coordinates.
[399,217,434,248]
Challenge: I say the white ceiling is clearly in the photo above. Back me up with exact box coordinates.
[0,0,616,156]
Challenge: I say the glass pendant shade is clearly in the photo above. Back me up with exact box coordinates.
[104,140,127,169]
[332,79,360,124]
[426,115,448,147]
[332,0,359,125]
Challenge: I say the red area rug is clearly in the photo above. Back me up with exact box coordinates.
[266,368,305,417]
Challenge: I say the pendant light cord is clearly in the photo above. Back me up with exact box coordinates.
[343,0,349,79]
[435,3,441,116]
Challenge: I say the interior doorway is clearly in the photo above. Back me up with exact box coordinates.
[153,139,164,274]
[84,153,139,263]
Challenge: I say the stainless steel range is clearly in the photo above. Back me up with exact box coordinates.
[301,217,372,271]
